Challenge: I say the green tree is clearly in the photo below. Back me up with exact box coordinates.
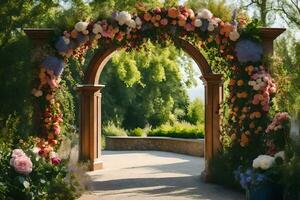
[187,98,204,125]
[185,0,233,21]
[100,42,193,129]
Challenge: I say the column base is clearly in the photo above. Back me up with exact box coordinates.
[90,159,103,171]
[201,168,212,183]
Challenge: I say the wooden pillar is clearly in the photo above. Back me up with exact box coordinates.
[200,74,223,180]
[77,84,105,171]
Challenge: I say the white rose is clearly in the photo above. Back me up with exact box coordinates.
[115,11,132,26]
[253,84,261,91]
[31,147,40,154]
[274,151,285,160]
[135,17,142,26]
[248,81,255,86]
[74,21,88,32]
[207,23,214,31]
[93,23,103,34]
[257,78,262,83]
[229,31,240,41]
[198,9,213,19]
[82,29,89,35]
[127,19,136,28]
[194,19,202,27]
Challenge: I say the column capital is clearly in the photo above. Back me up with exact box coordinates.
[200,74,223,86]
[77,84,105,93]
[24,28,54,47]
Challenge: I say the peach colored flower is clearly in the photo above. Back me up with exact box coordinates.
[144,12,152,21]
[168,7,179,18]
[178,19,186,27]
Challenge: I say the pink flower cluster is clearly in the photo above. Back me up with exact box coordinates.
[10,149,33,175]
[249,69,277,112]
[266,112,290,133]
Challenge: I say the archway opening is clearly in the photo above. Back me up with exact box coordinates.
[78,38,223,175]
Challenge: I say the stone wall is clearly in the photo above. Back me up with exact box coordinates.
[105,136,204,157]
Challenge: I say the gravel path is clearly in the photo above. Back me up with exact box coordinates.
[79,151,245,200]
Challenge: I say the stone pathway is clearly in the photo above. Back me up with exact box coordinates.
[79,151,245,200]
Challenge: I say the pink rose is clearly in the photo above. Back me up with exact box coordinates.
[160,18,168,26]
[11,149,25,158]
[51,157,61,165]
[184,23,195,31]
[10,155,32,175]
[50,152,61,165]
[53,124,61,135]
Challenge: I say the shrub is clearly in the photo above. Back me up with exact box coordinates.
[148,121,204,139]
[129,128,144,137]
[187,98,204,125]
[102,121,128,136]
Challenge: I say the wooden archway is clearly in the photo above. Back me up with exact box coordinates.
[25,27,285,178]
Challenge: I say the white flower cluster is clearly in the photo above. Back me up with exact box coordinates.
[248,71,268,91]
[74,21,89,35]
[229,28,240,41]
[195,9,220,31]
[252,155,275,170]
[115,11,138,29]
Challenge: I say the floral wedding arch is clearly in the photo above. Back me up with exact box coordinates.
[25,5,285,175]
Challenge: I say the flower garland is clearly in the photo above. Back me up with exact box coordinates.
[31,5,277,163]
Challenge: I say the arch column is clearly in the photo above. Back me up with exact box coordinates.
[77,84,105,171]
[200,74,223,180]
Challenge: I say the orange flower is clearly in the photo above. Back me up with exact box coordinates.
[220,22,233,37]
[70,29,78,38]
[151,16,156,23]
[187,8,195,19]
[237,80,244,86]
[240,133,249,147]
[116,32,124,41]
[229,79,236,86]
[178,19,186,27]
[254,112,261,118]
[168,7,179,18]
[231,133,237,141]
[249,122,255,129]
[144,12,152,21]
[242,107,248,113]
[241,92,248,98]
[155,15,161,21]
[207,37,213,43]
[171,20,177,25]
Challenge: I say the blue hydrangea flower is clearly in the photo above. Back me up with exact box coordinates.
[235,39,263,63]
[55,37,69,53]
[76,33,89,44]
[200,19,209,32]
[42,56,65,76]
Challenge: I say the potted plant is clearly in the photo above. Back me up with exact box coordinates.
[235,152,285,200]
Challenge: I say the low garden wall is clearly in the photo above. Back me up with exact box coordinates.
[105,136,204,157]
